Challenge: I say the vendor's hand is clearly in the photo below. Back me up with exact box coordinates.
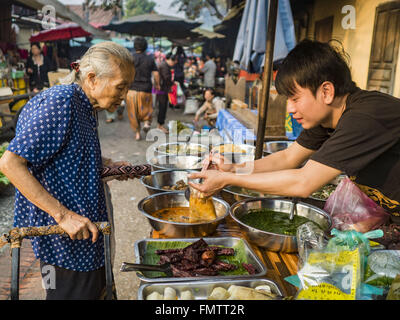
[27,68,33,74]
[205,152,235,173]
[188,170,230,197]
[57,210,99,243]
[155,84,161,91]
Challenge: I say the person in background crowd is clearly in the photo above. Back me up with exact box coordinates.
[172,46,187,95]
[156,53,177,134]
[200,53,216,88]
[154,49,166,66]
[126,36,160,140]
[26,42,52,92]
[193,88,225,130]
[0,41,148,300]
[215,56,226,78]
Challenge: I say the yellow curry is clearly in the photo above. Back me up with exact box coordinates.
[151,194,217,224]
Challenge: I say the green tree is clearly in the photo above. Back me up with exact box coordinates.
[171,0,227,20]
[124,0,157,18]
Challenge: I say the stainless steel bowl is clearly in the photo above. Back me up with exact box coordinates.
[212,143,256,164]
[212,143,256,155]
[303,174,347,209]
[155,142,209,157]
[264,141,293,154]
[148,155,203,171]
[220,185,283,206]
[140,169,197,195]
[138,191,230,238]
[230,198,332,253]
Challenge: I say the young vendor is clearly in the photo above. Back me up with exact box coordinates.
[189,40,400,237]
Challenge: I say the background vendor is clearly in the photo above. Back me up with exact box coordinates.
[193,88,224,130]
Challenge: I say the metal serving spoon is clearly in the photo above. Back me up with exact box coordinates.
[120,262,173,277]
[289,197,299,221]
[185,154,212,201]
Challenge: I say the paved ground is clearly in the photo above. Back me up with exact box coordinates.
[0,105,194,300]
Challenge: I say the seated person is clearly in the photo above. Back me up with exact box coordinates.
[194,88,224,130]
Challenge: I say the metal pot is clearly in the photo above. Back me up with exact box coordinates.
[140,169,197,195]
[138,191,230,238]
[230,198,332,253]
[303,174,347,209]
[264,141,293,155]
[147,155,203,171]
[220,185,283,206]
[211,143,256,164]
[155,142,209,157]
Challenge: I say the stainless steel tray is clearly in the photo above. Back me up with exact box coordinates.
[138,278,283,300]
[133,237,267,283]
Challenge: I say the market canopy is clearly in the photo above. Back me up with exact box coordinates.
[102,13,201,39]
[29,22,97,42]
[233,0,296,74]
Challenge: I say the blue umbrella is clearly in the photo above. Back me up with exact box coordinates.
[233,0,296,74]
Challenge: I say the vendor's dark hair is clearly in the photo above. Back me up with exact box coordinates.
[275,39,357,98]
[134,36,147,52]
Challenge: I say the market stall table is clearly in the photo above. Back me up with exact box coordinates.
[150,215,299,298]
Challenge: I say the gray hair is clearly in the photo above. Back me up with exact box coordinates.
[60,41,134,85]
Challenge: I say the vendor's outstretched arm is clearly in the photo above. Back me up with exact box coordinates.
[189,159,341,198]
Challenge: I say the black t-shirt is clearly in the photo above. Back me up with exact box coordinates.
[296,88,400,221]
[130,52,157,92]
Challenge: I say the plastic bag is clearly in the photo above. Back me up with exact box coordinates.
[168,83,177,106]
[323,177,390,233]
[183,98,199,115]
[296,248,363,300]
[296,222,328,268]
[364,250,400,288]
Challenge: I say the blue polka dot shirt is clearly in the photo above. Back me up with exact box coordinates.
[8,83,107,272]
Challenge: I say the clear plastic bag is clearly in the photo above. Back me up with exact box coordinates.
[323,177,390,233]
[296,222,328,268]
[296,248,363,300]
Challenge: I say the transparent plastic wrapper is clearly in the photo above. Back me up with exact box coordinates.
[323,177,390,233]
[296,222,328,268]
[364,250,400,288]
[296,248,363,300]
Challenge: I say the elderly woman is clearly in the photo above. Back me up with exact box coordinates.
[0,42,150,300]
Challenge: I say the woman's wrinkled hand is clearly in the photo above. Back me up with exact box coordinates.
[187,170,230,197]
[57,211,99,243]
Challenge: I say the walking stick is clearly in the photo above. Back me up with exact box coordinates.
[0,222,112,300]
